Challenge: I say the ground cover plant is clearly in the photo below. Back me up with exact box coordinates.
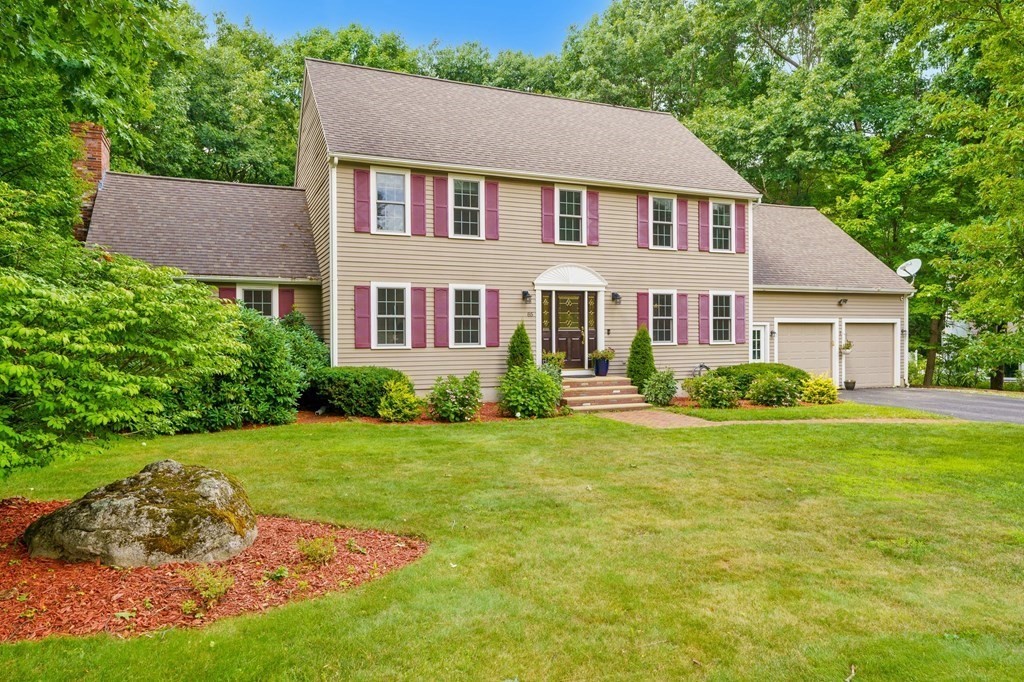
[2,416,1022,679]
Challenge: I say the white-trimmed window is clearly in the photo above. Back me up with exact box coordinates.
[751,324,767,362]
[372,283,411,349]
[711,201,734,252]
[450,176,484,239]
[450,284,486,347]
[238,286,277,317]
[650,290,676,344]
[650,195,675,249]
[711,292,734,343]
[556,186,586,245]
[371,168,411,235]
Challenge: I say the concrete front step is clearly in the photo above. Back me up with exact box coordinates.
[563,376,634,389]
[562,375,648,412]
[562,384,639,397]
[565,393,645,407]
[572,402,650,413]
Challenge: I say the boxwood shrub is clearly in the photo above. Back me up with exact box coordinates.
[706,362,809,395]
[312,366,413,416]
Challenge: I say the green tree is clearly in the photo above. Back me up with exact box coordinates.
[506,322,534,371]
[626,326,656,389]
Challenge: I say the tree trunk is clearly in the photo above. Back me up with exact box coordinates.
[923,316,941,386]
[990,369,1005,391]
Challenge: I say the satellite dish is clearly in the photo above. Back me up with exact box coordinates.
[897,258,922,279]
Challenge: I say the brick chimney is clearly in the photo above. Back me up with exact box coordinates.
[70,122,110,241]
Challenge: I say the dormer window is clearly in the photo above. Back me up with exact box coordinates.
[371,168,411,235]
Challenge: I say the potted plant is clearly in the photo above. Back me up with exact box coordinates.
[589,348,616,376]
[844,379,856,390]
[840,339,854,355]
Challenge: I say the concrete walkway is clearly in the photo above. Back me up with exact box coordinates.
[597,409,951,429]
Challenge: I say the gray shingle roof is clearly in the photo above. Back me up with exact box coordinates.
[753,204,913,292]
[88,173,319,280]
[305,59,759,197]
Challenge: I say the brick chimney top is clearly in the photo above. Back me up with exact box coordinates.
[70,122,110,241]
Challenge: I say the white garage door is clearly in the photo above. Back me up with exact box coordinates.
[844,323,896,387]
[777,323,833,378]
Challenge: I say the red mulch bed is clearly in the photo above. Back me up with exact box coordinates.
[295,402,511,425]
[0,498,427,642]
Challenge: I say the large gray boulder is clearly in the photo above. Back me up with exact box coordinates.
[22,460,257,567]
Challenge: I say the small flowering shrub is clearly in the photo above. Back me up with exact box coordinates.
[801,374,839,404]
[745,374,801,407]
[377,379,423,422]
[499,365,561,418]
[642,369,678,406]
[296,536,337,566]
[683,374,740,409]
[427,371,482,422]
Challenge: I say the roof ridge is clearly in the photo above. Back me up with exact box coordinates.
[104,171,305,192]
[303,57,677,119]
[755,203,818,210]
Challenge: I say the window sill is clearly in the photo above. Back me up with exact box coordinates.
[370,344,412,350]
[709,339,734,345]
[649,245,676,251]
[554,240,587,247]
[709,248,736,254]
[652,340,676,346]
[449,233,485,241]
[370,229,413,237]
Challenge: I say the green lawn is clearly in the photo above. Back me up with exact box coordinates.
[669,400,950,421]
[2,417,1024,680]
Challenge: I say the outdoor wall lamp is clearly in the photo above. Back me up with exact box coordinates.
[611,292,622,304]
[521,290,533,304]
[838,298,848,307]
[770,329,777,339]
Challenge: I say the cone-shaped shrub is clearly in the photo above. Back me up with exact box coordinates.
[507,322,533,371]
[626,326,656,389]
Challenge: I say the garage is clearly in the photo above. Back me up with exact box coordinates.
[843,322,897,387]
[776,322,834,378]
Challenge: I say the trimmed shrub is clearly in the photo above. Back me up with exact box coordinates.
[642,369,678,406]
[312,366,413,416]
[507,322,533,371]
[377,379,423,423]
[746,374,800,407]
[499,365,561,418]
[683,375,740,409]
[278,311,329,392]
[626,326,656,389]
[706,363,810,395]
[801,374,839,404]
[427,371,482,422]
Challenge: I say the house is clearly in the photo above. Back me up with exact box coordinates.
[82,60,913,399]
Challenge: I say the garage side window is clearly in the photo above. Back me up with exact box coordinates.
[712,294,733,342]
[242,288,273,317]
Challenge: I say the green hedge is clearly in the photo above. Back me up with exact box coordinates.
[312,366,413,416]
[706,363,809,395]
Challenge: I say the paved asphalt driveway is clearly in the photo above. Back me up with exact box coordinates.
[842,388,1024,424]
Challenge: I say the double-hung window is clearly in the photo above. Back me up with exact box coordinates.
[372,283,410,348]
[451,177,483,239]
[556,187,585,245]
[450,285,485,347]
[650,290,676,344]
[650,196,674,249]
[711,201,733,251]
[711,292,734,343]
[241,288,274,317]
[372,169,410,235]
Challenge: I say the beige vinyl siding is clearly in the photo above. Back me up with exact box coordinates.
[291,284,323,335]
[293,76,331,338]
[335,162,751,395]
[754,291,907,386]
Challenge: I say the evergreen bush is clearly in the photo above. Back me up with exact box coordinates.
[683,375,740,409]
[507,322,533,371]
[377,379,424,423]
[706,363,810,395]
[311,366,413,416]
[801,374,839,404]
[745,374,800,407]
[626,326,656,389]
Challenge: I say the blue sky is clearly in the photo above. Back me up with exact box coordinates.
[190,0,609,55]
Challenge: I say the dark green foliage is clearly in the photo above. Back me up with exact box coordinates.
[626,326,656,389]
[311,366,413,417]
[377,380,424,423]
[427,371,482,422]
[507,322,533,371]
[163,306,302,433]
[745,374,801,407]
[499,365,561,419]
[278,311,329,392]
[683,375,741,409]
[641,370,678,407]
[707,363,810,395]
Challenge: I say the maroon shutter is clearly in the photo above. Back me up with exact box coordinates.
[735,294,746,344]
[217,286,236,301]
[354,169,371,232]
[637,195,649,248]
[587,190,600,245]
[486,289,500,347]
[434,287,449,347]
[411,174,427,236]
[698,293,710,344]
[698,200,710,251]
[677,198,688,251]
[411,287,427,348]
[279,288,295,316]
[735,202,747,254]
[541,186,555,243]
[354,286,371,348]
[433,176,448,237]
[677,293,688,344]
[485,180,499,240]
[637,292,649,329]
